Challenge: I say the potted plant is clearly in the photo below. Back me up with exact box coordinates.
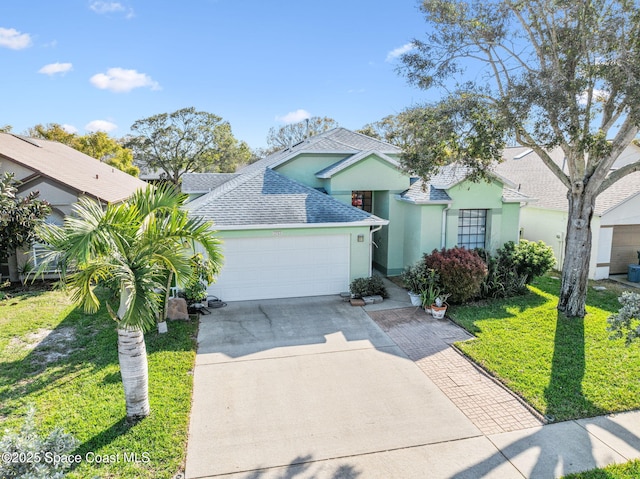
[421,284,440,314]
[431,293,451,319]
[183,280,207,305]
[400,263,428,306]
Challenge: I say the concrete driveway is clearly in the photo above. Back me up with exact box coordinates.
[185,296,503,478]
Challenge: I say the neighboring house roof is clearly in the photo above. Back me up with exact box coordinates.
[0,133,147,203]
[495,146,640,215]
[181,172,238,193]
[241,127,402,175]
[315,150,401,179]
[186,167,387,229]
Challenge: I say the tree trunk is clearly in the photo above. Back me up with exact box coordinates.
[558,188,596,318]
[117,284,150,420]
[117,327,151,420]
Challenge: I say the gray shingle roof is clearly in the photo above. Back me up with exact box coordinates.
[240,127,402,176]
[186,167,386,227]
[401,180,452,203]
[181,173,238,193]
[399,163,529,204]
[0,133,147,203]
[495,146,640,215]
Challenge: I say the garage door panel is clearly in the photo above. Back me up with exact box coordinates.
[208,234,351,301]
[610,225,640,274]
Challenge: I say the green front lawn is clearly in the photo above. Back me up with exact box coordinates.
[450,276,640,422]
[0,287,198,479]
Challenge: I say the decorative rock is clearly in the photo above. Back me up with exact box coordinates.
[592,286,607,291]
[363,295,384,304]
[167,297,189,320]
[350,298,366,306]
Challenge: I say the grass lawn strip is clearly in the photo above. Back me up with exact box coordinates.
[0,288,197,479]
[561,459,640,478]
[450,276,640,422]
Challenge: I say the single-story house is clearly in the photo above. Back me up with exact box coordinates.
[494,144,640,279]
[0,132,148,280]
[186,128,532,301]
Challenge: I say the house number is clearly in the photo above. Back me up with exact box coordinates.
[272,231,282,237]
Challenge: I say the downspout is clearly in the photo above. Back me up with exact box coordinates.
[369,224,383,277]
[440,206,450,249]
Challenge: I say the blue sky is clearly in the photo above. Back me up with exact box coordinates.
[0,1,434,149]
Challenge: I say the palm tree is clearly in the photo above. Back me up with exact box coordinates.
[38,184,222,420]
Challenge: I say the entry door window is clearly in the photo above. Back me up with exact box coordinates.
[352,191,372,213]
[458,209,487,249]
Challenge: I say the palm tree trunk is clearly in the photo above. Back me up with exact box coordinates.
[117,327,150,419]
[117,285,150,420]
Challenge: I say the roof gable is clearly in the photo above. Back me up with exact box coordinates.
[0,133,147,204]
[315,150,401,179]
[240,127,401,175]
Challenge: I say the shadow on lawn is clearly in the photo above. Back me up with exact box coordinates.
[545,313,605,421]
[451,311,639,478]
[0,299,196,440]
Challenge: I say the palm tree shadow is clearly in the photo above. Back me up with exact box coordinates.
[68,418,135,473]
[239,454,361,479]
[449,312,639,478]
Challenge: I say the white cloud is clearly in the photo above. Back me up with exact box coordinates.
[38,62,73,76]
[275,109,311,124]
[0,27,32,50]
[89,2,134,18]
[85,120,117,132]
[385,42,415,62]
[90,67,160,93]
[577,88,609,105]
[61,124,78,134]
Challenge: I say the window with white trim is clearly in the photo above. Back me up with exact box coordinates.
[32,243,59,272]
[457,209,487,249]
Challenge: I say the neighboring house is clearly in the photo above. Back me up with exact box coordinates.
[0,132,148,279]
[495,144,640,279]
[186,128,531,301]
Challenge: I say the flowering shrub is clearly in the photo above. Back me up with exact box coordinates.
[423,247,487,303]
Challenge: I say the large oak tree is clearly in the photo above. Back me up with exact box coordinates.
[126,107,250,184]
[400,0,640,317]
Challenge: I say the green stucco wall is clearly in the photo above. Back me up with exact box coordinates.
[216,226,372,281]
[328,155,409,197]
[274,153,349,189]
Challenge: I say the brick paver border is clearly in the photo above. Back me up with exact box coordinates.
[368,307,544,435]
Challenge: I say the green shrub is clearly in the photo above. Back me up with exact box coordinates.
[350,276,388,298]
[0,405,79,479]
[476,247,528,299]
[511,240,556,283]
[400,262,431,293]
[423,247,487,303]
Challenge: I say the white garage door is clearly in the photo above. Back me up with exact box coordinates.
[207,234,351,301]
